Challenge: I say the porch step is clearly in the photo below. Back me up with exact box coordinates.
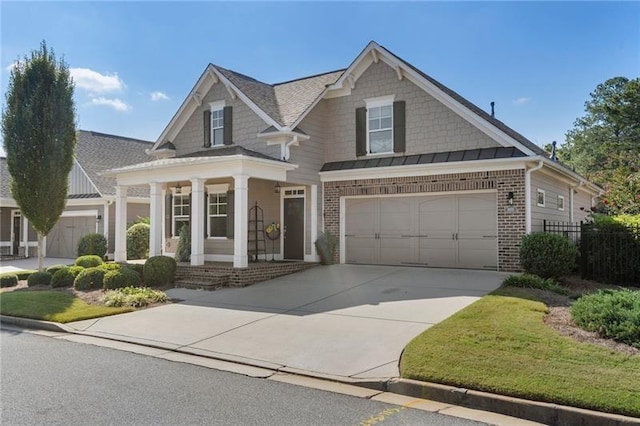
[174,276,229,291]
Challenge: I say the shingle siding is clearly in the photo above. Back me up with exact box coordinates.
[325,61,501,163]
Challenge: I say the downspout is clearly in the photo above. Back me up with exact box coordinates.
[569,181,584,222]
[525,160,544,234]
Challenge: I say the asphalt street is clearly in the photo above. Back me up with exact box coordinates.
[1,328,486,426]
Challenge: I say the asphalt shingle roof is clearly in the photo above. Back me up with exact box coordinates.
[177,145,283,162]
[75,130,154,197]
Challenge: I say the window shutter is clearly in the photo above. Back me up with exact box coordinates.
[223,106,233,145]
[355,107,366,156]
[393,101,406,153]
[226,190,234,238]
[204,192,208,238]
[203,110,211,147]
[165,194,172,238]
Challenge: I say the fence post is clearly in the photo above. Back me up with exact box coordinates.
[580,222,587,279]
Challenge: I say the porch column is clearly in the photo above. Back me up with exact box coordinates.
[22,216,29,258]
[103,200,110,250]
[114,185,128,262]
[149,182,163,257]
[310,184,318,260]
[233,174,249,268]
[190,178,205,266]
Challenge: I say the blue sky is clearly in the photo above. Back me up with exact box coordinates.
[1,1,638,154]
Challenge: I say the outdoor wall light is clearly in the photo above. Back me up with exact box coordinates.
[96,215,102,223]
[507,192,514,205]
[274,182,281,194]
[175,183,182,194]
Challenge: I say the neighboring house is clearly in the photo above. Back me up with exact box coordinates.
[105,41,600,271]
[0,130,152,259]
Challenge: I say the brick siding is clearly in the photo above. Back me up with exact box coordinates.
[323,169,526,272]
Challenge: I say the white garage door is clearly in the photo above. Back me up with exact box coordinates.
[47,216,95,258]
[345,193,497,269]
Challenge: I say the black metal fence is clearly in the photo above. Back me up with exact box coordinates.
[543,220,640,284]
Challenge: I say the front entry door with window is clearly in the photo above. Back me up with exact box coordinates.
[283,197,304,260]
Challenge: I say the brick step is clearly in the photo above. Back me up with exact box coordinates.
[174,278,228,291]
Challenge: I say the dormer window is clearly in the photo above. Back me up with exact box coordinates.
[355,95,405,157]
[211,107,224,146]
[368,104,393,154]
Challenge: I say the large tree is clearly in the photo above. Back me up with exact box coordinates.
[2,41,76,271]
[561,77,640,214]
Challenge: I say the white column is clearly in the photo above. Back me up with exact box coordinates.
[310,184,318,260]
[190,178,205,266]
[149,182,163,257]
[103,201,110,251]
[22,216,29,258]
[114,185,128,262]
[233,174,249,268]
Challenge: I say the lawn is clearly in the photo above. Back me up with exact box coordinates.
[0,291,133,323]
[400,287,640,417]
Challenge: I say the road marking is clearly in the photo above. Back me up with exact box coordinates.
[358,399,424,425]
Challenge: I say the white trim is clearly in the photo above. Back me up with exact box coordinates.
[310,184,318,261]
[206,186,230,239]
[206,183,229,194]
[320,157,528,182]
[60,209,99,217]
[365,97,394,156]
[171,186,192,196]
[557,195,565,212]
[525,160,544,234]
[364,94,395,108]
[171,192,191,238]
[537,189,546,207]
[209,100,226,110]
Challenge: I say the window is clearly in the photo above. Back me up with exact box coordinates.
[172,193,190,237]
[537,189,546,207]
[208,192,227,237]
[211,108,224,146]
[558,195,565,211]
[368,104,393,154]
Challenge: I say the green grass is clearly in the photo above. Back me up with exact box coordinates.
[400,287,640,417]
[0,291,132,323]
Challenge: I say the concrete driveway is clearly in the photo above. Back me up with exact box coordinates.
[67,265,507,381]
[0,257,76,274]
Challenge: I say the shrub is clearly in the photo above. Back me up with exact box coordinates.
[0,274,18,288]
[75,255,104,268]
[123,263,144,281]
[519,233,577,279]
[175,224,190,263]
[103,268,142,290]
[143,256,176,287]
[571,289,640,348]
[127,222,150,259]
[77,233,107,257]
[73,267,105,291]
[46,264,69,275]
[315,230,338,265]
[0,270,37,281]
[27,272,52,287]
[503,274,569,295]
[101,286,169,308]
[97,262,121,273]
[51,267,77,288]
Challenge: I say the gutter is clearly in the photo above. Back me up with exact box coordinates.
[525,160,544,234]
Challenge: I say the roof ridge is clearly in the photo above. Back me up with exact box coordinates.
[80,129,154,144]
[213,64,272,87]
[274,68,346,86]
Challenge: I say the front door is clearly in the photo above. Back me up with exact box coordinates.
[283,197,304,260]
[12,214,21,255]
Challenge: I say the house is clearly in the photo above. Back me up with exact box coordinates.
[0,130,152,259]
[105,41,600,271]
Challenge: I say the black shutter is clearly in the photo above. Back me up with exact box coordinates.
[226,190,234,239]
[223,106,233,145]
[393,101,406,153]
[165,194,172,238]
[204,192,208,238]
[203,110,211,147]
[355,107,366,156]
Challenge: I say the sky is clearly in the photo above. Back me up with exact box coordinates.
[1,1,638,156]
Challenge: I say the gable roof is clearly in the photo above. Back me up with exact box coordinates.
[74,130,154,198]
[1,130,153,200]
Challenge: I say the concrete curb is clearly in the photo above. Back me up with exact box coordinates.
[383,378,640,426]
[3,316,639,425]
[1,315,73,333]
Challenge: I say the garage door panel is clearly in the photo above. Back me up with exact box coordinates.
[379,198,411,236]
[345,237,377,264]
[417,197,455,236]
[346,199,377,236]
[458,238,498,269]
[379,237,412,265]
[418,238,456,267]
[47,216,94,258]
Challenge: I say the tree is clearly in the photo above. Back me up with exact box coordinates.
[562,77,640,214]
[1,41,76,271]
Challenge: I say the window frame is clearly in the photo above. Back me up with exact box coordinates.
[365,95,395,155]
[209,101,225,147]
[206,184,230,239]
[171,186,192,237]
[557,195,565,211]
[537,189,546,207]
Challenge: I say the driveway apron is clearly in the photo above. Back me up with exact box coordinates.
[67,265,507,380]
